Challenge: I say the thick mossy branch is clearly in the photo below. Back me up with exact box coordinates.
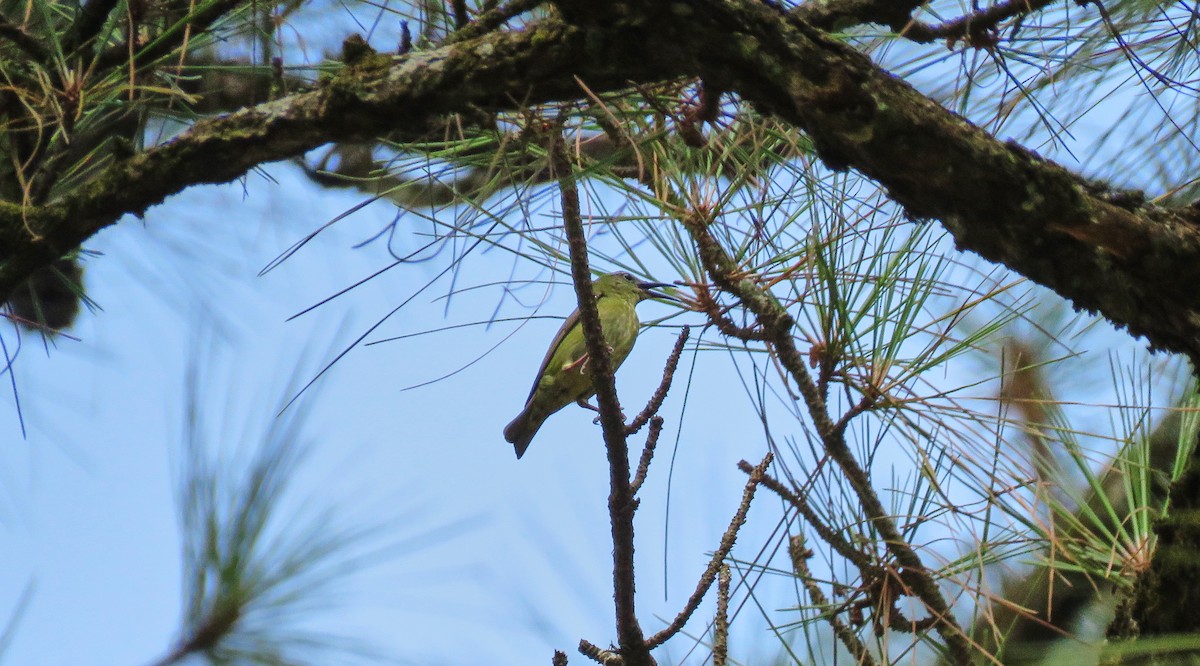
[791,0,928,32]
[7,0,1200,369]
[1131,438,1200,635]
[0,17,676,302]
[554,0,1200,366]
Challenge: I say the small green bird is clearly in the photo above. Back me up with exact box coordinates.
[504,272,673,459]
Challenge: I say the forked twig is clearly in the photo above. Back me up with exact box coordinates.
[645,453,773,649]
[626,326,690,434]
[789,534,877,666]
[738,461,872,571]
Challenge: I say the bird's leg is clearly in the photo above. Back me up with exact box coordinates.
[563,353,590,373]
[577,399,605,425]
[570,345,619,423]
[580,399,626,425]
[567,346,615,374]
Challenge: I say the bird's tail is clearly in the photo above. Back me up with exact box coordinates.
[504,409,540,459]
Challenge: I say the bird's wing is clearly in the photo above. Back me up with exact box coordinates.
[525,306,584,403]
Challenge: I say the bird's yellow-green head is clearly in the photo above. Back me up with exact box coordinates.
[594,271,674,303]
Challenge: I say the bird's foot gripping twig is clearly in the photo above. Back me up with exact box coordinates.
[586,401,625,424]
[565,345,616,375]
[564,353,590,373]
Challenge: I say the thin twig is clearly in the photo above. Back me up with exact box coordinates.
[630,416,662,495]
[626,326,690,434]
[695,286,769,341]
[147,603,240,666]
[398,21,413,54]
[829,393,879,437]
[712,564,731,666]
[646,453,773,649]
[791,0,927,33]
[578,640,623,665]
[552,128,650,665]
[789,534,877,666]
[739,461,872,571]
[447,0,546,43]
[695,81,723,123]
[899,0,1059,46]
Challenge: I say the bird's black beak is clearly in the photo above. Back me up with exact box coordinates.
[637,281,677,301]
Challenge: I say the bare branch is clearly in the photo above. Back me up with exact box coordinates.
[555,0,1200,367]
[625,325,690,434]
[792,0,1061,41]
[712,565,731,666]
[693,286,769,342]
[789,534,877,666]
[552,129,650,665]
[900,0,1060,46]
[578,640,623,665]
[792,0,927,33]
[629,416,662,496]
[645,453,772,650]
[10,0,1200,365]
[739,460,872,572]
